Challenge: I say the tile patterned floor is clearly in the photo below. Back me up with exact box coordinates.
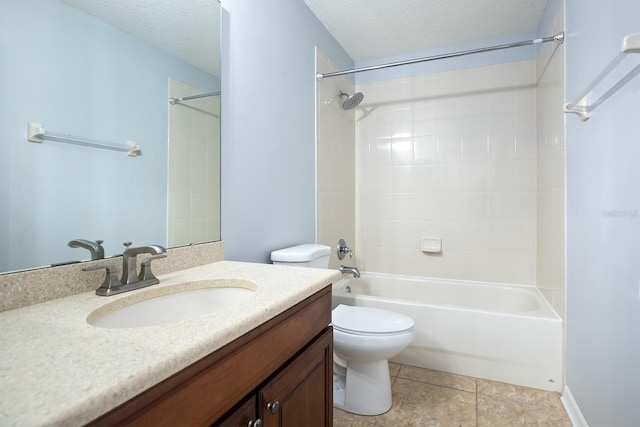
[334,363,572,427]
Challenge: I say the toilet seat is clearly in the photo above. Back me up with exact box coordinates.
[332,304,414,336]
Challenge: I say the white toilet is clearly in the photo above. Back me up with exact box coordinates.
[271,244,416,416]
[332,304,414,415]
[270,243,331,268]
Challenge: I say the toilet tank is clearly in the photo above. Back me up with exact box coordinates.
[271,244,331,268]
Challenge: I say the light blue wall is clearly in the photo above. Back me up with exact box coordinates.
[565,0,640,425]
[220,0,353,263]
[0,0,218,271]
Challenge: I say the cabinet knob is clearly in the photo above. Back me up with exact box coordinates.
[247,419,262,427]
[266,401,280,414]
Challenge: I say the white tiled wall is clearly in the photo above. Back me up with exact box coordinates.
[316,50,356,269]
[168,78,221,247]
[536,8,566,318]
[355,60,539,285]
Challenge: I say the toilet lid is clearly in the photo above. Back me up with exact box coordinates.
[332,304,414,335]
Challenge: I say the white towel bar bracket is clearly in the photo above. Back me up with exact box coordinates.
[565,32,640,122]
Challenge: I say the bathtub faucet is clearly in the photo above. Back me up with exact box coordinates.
[339,265,360,278]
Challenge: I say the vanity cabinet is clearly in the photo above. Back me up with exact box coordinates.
[88,286,333,427]
[216,329,332,427]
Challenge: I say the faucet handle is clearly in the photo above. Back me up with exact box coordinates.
[83,264,121,296]
[138,254,167,282]
[337,239,353,260]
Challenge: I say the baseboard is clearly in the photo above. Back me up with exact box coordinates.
[561,386,589,427]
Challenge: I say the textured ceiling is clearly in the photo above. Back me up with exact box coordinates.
[303,0,548,62]
[63,0,220,76]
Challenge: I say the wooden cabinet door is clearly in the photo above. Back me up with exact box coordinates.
[259,328,333,427]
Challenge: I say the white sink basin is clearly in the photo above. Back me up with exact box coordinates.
[87,278,256,328]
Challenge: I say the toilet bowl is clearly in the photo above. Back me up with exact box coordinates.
[270,244,415,416]
[332,304,415,415]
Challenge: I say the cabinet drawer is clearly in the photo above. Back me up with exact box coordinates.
[89,286,332,427]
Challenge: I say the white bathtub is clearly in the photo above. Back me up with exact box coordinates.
[332,273,563,392]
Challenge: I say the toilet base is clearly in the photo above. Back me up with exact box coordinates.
[333,359,392,416]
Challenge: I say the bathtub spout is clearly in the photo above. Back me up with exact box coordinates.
[339,265,360,278]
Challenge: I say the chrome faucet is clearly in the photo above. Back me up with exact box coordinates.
[121,243,166,285]
[68,239,105,260]
[339,265,360,278]
[83,243,167,296]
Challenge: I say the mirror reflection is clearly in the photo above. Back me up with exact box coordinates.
[0,0,221,274]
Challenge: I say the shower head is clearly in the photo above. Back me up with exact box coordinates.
[341,91,364,110]
[327,91,364,110]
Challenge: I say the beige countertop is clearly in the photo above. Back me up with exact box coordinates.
[0,260,341,426]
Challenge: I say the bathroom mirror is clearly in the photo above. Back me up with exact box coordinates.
[0,0,221,273]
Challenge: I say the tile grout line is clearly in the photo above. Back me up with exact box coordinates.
[394,374,477,395]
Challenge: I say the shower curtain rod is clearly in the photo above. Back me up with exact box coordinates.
[169,91,220,104]
[316,32,565,80]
